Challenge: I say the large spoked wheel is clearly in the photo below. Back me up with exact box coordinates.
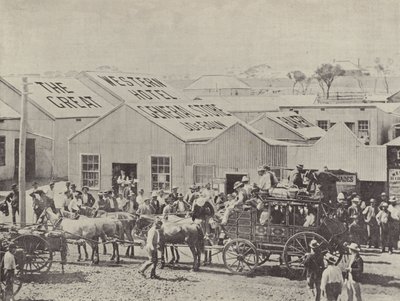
[283,232,330,276]
[0,255,23,297]
[13,235,53,274]
[223,239,258,275]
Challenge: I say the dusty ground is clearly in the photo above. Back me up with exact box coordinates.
[14,245,400,301]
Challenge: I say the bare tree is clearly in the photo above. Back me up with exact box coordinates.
[287,70,306,94]
[314,64,345,99]
[375,57,393,94]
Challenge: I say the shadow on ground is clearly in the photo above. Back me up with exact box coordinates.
[22,271,87,284]
[362,273,400,288]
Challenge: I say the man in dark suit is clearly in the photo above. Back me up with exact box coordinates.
[5,184,19,225]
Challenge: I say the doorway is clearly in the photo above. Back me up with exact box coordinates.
[14,138,35,180]
[112,163,137,194]
[225,173,247,194]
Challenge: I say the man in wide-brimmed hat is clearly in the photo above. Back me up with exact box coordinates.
[221,181,248,225]
[363,198,380,248]
[345,243,363,301]
[376,202,392,253]
[5,184,19,225]
[321,253,343,301]
[303,239,324,301]
[336,193,349,225]
[288,164,306,189]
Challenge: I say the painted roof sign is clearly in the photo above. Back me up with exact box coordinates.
[128,102,239,141]
[82,71,188,102]
[2,76,113,118]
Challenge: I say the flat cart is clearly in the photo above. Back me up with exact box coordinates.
[221,194,348,276]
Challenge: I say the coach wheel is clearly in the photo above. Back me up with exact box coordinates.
[0,255,23,297]
[13,235,53,274]
[283,232,329,276]
[223,239,258,275]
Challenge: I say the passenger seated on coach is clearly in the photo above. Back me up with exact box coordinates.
[271,205,286,224]
[303,205,317,227]
[288,205,305,226]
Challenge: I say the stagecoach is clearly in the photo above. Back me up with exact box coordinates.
[220,193,348,276]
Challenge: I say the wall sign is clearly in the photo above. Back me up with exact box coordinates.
[336,174,357,185]
[389,169,400,198]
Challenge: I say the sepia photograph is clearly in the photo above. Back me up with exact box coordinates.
[0,0,400,300]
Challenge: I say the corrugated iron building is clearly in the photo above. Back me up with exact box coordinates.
[287,122,387,199]
[0,76,114,179]
[68,102,289,194]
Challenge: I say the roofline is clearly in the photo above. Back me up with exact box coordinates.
[0,128,53,140]
[68,102,125,140]
[0,77,56,121]
[184,74,250,90]
[0,117,20,120]
[312,122,364,147]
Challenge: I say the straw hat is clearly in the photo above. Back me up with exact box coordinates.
[324,253,337,264]
[337,192,345,200]
[241,176,250,183]
[347,242,361,252]
[233,181,244,190]
[380,202,388,208]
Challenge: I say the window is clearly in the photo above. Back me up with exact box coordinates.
[193,165,214,185]
[151,156,171,191]
[0,136,5,166]
[358,120,369,138]
[317,120,329,131]
[81,154,100,189]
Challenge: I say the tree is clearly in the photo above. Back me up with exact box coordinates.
[287,70,306,94]
[374,57,393,94]
[314,64,345,99]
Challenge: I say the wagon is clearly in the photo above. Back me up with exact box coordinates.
[220,193,348,276]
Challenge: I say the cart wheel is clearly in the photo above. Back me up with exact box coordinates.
[283,232,329,276]
[258,252,271,266]
[223,239,258,275]
[13,235,53,274]
[0,256,23,297]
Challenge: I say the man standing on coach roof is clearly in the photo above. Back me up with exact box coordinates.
[288,164,306,189]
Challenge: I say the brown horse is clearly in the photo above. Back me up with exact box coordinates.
[135,215,204,271]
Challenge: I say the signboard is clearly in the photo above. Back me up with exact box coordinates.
[130,102,239,141]
[3,77,113,118]
[336,174,357,185]
[389,169,400,198]
[84,71,188,103]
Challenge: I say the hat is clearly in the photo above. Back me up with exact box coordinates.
[66,181,71,185]
[389,196,397,203]
[370,198,376,203]
[352,197,360,203]
[144,197,151,202]
[380,202,388,208]
[257,166,265,172]
[178,193,184,199]
[347,243,361,252]
[98,191,104,196]
[381,192,387,196]
[241,176,250,183]
[8,242,16,250]
[32,181,39,186]
[82,185,89,191]
[190,184,197,190]
[71,183,76,188]
[263,164,271,170]
[337,193,345,200]
[35,189,45,195]
[151,191,158,198]
[309,239,320,249]
[49,181,55,186]
[233,181,244,190]
[324,253,337,264]
[172,186,178,190]
[296,164,304,169]
[11,184,17,189]
[139,188,144,193]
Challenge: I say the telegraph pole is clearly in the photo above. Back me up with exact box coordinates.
[19,77,29,226]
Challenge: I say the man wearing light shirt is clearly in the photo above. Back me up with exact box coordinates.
[136,189,145,206]
[3,243,17,301]
[320,253,343,301]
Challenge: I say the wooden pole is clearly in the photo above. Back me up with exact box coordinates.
[19,77,28,226]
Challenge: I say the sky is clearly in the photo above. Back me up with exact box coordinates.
[1,0,400,77]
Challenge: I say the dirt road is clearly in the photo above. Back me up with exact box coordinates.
[16,245,400,301]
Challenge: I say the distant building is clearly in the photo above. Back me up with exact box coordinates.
[280,102,400,145]
[335,60,369,76]
[183,75,252,98]
[250,111,325,144]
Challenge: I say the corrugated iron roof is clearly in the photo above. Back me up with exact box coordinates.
[0,99,20,119]
[79,71,189,103]
[252,111,326,140]
[1,76,114,119]
[184,75,250,90]
[125,102,242,142]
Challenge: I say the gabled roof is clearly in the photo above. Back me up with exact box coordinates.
[0,99,20,119]
[250,111,326,140]
[388,90,400,102]
[312,122,364,147]
[184,75,250,90]
[385,136,400,146]
[1,76,114,119]
[78,71,189,103]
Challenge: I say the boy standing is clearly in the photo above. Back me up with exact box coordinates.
[139,218,163,279]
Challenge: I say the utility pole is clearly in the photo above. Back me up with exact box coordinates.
[19,77,29,226]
